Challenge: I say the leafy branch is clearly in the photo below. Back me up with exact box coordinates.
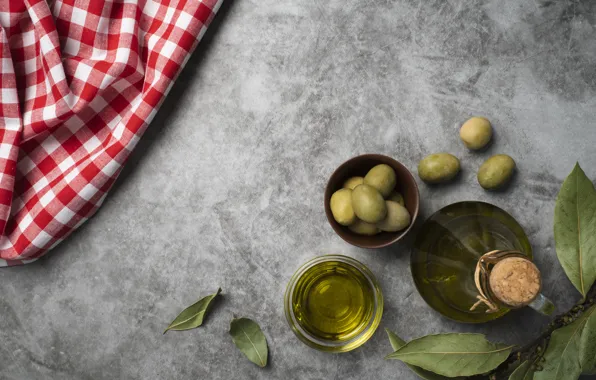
[478,282,596,380]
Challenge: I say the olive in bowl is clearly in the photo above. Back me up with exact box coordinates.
[324,154,420,249]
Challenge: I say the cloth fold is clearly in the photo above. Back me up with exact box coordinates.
[0,0,222,266]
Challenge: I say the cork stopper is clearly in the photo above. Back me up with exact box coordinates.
[488,257,541,307]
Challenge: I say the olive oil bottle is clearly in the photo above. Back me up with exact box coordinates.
[285,255,383,352]
[411,201,532,323]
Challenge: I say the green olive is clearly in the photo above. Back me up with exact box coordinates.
[387,191,405,206]
[376,201,411,232]
[418,153,461,184]
[477,154,516,190]
[460,117,492,150]
[351,184,387,223]
[348,219,380,235]
[329,188,356,226]
[343,176,364,190]
[364,164,396,197]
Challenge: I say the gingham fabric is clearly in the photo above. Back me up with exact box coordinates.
[0,0,222,266]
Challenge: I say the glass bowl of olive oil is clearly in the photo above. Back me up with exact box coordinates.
[284,255,383,352]
[411,201,532,323]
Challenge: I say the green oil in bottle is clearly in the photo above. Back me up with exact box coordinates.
[411,201,532,323]
[291,260,375,342]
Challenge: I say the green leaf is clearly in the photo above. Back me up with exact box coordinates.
[385,333,513,377]
[554,163,596,299]
[579,306,596,371]
[386,328,405,351]
[534,305,596,380]
[509,360,534,380]
[164,288,221,334]
[385,329,460,380]
[230,317,268,367]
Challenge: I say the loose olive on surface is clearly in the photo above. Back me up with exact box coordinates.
[329,188,356,226]
[348,219,380,235]
[351,184,387,223]
[387,191,405,206]
[364,164,397,197]
[418,153,461,184]
[477,154,516,190]
[343,176,364,190]
[376,201,411,232]
[460,117,492,150]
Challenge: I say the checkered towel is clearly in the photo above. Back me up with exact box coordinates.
[0,0,222,266]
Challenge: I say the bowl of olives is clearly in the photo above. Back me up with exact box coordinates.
[324,154,420,248]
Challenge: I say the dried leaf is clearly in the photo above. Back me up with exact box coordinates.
[230,317,268,367]
[509,360,534,380]
[164,288,221,334]
[386,329,460,380]
[554,163,596,299]
[385,333,513,377]
[534,306,596,380]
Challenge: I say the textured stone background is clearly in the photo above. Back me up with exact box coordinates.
[2,0,596,379]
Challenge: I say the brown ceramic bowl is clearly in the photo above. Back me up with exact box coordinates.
[324,154,420,248]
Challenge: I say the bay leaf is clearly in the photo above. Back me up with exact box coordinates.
[579,305,596,372]
[230,317,268,367]
[534,305,596,380]
[385,333,513,377]
[554,163,596,299]
[164,288,221,334]
[386,329,460,380]
[509,360,534,380]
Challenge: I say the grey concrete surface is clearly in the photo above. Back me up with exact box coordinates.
[2,0,596,379]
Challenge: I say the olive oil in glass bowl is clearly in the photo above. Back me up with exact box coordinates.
[411,201,532,323]
[284,255,383,352]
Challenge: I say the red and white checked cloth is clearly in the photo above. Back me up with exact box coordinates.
[0,0,222,266]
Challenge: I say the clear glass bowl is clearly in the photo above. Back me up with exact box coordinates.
[284,255,384,352]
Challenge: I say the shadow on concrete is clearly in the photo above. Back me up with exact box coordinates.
[110,0,236,196]
[28,1,236,267]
